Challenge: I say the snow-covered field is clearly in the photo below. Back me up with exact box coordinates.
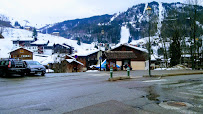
[0,27,96,64]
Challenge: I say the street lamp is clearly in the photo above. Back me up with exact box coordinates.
[146,6,152,77]
[100,30,104,71]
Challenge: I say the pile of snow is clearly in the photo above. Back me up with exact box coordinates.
[46,69,54,73]
[86,70,100,72]
[154,64,191,70]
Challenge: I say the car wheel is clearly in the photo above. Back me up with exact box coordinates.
[2,72,8,77]
[21,72,26,76]
[41,72,45,76]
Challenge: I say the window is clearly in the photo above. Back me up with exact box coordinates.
[20,49,24,53]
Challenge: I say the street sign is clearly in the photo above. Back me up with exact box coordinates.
[99,57,102,60]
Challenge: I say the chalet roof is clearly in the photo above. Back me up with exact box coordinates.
[72,49,100,57]
[111,43,148,53]
[31,40,48,45]
[12,38,34,41]
[66,59,84,66]
[105,51,137,59]
[9,47,33,53]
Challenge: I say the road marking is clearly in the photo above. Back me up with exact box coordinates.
[143,79,167,82]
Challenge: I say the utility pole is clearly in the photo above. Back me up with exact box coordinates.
[146,6,152,77]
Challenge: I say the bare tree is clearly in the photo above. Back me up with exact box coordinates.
[185,0,202,69]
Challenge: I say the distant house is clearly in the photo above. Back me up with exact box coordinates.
[48,54,84,73]
[51,32,60,36]
[104,51,137,70]
[63,55,84,72]
[24,26,31,31]
[53,43,74,55]
[12,38,35,49]
[104,43,148,70]
[73,49,103,70]
[30,40,52,54]
[10,47,33,60]
[0,33,4,39]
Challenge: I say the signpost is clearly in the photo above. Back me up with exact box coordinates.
[110,67,113,78]
[127,67,130,77]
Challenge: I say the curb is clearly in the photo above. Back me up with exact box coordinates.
[108,76,131,81]
[143,71,203,77]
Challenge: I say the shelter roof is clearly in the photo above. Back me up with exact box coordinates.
[105,51,137,59]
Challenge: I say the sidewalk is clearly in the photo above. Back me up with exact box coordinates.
[106,70,203,78]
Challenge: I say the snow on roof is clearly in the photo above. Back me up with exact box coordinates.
[31,40,48,45]
[66,59,84,66]
[73,49,100,56]
[9,47,33,53]
[12,38,34,41]
[47,42,55,47]
[111,43,148,53]
[61,44,70,49]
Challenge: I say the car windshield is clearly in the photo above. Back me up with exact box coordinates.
[26,61,41,65]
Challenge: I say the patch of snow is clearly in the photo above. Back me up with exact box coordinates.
[86,70,99,72]
[157,2,164,35]
[143,79,167,82]
[46,69,54,73]
[196,21,203,29]
[139,3,148,23]
[119,25,130,44]
[110,13,119,22]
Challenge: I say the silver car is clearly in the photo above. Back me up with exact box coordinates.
[24,60,46,76]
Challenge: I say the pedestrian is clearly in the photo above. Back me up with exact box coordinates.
[124,64,127,70]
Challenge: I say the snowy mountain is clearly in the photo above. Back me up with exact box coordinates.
[39,1,203,44]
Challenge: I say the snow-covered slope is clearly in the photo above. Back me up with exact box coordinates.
[119,25,130,44]
[0,27,95,59]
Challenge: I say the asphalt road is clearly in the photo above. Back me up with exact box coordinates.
[0,71,202,114]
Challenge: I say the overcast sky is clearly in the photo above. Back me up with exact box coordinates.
[0,0,197,28]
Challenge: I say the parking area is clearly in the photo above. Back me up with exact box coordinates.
[0,71,202,114]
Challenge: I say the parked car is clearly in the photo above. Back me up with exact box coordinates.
[0,58,26,77]
[24,60,46,76]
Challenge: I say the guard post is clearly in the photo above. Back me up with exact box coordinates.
[127,67,130,77]
[110,67,113,78]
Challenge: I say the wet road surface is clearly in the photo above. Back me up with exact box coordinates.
[0,71,202,114]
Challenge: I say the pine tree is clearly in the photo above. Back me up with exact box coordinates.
[128,36,132,43]
[170,30,181,66]
[77,37,81,45]
[32,28,38,40]
[14,21,21,27]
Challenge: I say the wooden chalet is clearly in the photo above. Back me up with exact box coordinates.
[104,51,137,70]
[104,44,148,70]
[10,47,33,60]
[53,43,74,55]
[73,49,102,70]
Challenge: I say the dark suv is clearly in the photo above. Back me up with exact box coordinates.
[24,60,46,76]
[0,59,26,77]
